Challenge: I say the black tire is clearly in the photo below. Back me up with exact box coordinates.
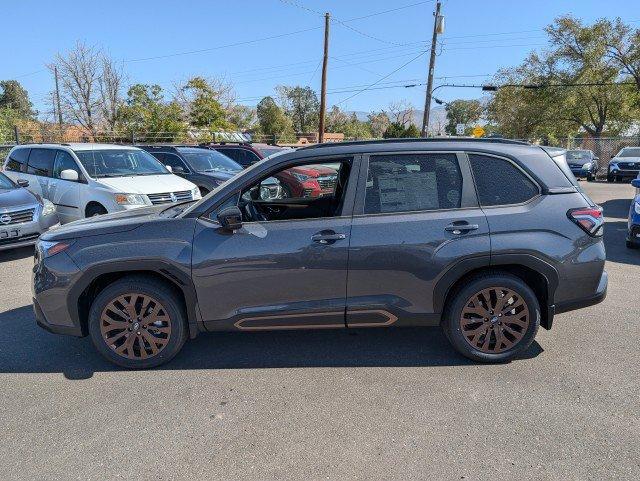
[587,173,594,182]
[442,273,540,363]
[607,174,614,182]
[85,203,108,217]
[88,276,188,369]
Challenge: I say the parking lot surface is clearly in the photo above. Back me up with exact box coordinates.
[1,181,638,480]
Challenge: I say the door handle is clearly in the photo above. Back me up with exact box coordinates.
[311,232,347,244]
[445,223,479,235]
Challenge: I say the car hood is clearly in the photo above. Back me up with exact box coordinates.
[0,187,38,210]
[40,205,167,241]
[94,174,196,194]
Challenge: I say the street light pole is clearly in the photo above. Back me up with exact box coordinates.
[420,0,442,137]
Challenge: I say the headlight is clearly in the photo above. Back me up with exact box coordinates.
[37,239,74,258]
[114,193,146,206]
[582,162,592,170]
[191,186,201,199]
[292,172,311,182]
[41,199,56,216]
[635,202,640,215]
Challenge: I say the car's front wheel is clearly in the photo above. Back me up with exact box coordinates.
[88,276,188,369]
[442,273,540,363]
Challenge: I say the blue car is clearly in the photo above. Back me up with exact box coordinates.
[628,177,640,249]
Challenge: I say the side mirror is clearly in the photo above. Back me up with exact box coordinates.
[16,179,29,187]
[631,179,640,188]
[172,165,185,174]
[60,169,79,181]
[165,165,173,172]
[217,206,243,230]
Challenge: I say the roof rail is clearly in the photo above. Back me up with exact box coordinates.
[299,137,531,150]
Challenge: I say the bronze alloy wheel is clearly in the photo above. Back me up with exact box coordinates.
[99,293,172,360]
[459,287,530,354]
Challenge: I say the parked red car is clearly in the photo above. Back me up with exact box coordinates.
[276,164,338,198]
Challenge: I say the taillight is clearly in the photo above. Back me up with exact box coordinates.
[567,206,603,236]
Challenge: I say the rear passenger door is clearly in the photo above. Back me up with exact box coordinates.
[25,148,56,198]
[346,151,490,327]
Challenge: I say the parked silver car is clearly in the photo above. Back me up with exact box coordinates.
[0,172,59,251]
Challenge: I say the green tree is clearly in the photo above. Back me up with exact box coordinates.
[117,84,185,141]
[180,77,228,130]
[276,85,319,132]
[0,80,35,118]
[444,99,483,135]
[383,122,420,138]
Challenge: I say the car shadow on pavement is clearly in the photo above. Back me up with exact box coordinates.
[0,305,543,379]
[0,246,34,263]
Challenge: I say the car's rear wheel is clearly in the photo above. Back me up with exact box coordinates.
[442,273,540,363]
[88,276,187,369]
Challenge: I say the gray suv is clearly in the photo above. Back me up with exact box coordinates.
[32,139,607,368]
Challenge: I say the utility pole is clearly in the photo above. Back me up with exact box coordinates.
[421,1,443,137]
[54,66,64,140]
[318,12,330,143]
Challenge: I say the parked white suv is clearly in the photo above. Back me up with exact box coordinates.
[2,143,201,223]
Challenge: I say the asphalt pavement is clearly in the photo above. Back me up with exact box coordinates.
[0,181,638,480]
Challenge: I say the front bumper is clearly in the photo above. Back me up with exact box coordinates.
[32,248,84,337]
[0,210,60,252]
[570,168,593,178]
[609,167,640,178]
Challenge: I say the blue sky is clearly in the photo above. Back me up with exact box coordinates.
[2,0,639,116]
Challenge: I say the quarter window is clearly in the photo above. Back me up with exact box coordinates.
[26,148,56,177]
[5,148,30,172]
[364,153,463,214]
[468,154,539,206]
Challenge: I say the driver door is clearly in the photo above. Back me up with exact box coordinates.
[191,157,359,331]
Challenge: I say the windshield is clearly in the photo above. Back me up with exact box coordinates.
[178,149,241,173]
[566,150,590,160]
[74,149,169,178]
[619,148,640,158]
[0,172,16,189]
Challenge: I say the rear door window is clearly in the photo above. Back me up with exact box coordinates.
[468,154,539,206]
[26,148,56,177]
[5,148,30,172]
[364,153,463,214]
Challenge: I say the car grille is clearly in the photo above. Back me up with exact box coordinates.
[0,207,35,225]
[146,191,193,205]
[618,162,640,171]
[317,175,337,191]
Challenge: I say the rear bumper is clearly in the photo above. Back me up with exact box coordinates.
[554,270,608,316]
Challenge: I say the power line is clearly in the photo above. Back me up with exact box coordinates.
[336,51,428,105]
[125,26,322,63]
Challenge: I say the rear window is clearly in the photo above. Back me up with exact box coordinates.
[26,148,56,177]
[5,147,30,172]
[364,153,463,214]
[469,154,539,206]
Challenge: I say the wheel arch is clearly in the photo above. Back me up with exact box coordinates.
[70,261,202,339]
[434,254,558,330]
[85,201,108,218]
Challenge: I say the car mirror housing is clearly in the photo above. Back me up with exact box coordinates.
[217,206,243,230]
[631,179,640,189]
[16,178,29,187]
[60,169,79,181]
[172,166,185,174]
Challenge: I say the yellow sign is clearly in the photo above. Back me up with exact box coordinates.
[472,126,485,138]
